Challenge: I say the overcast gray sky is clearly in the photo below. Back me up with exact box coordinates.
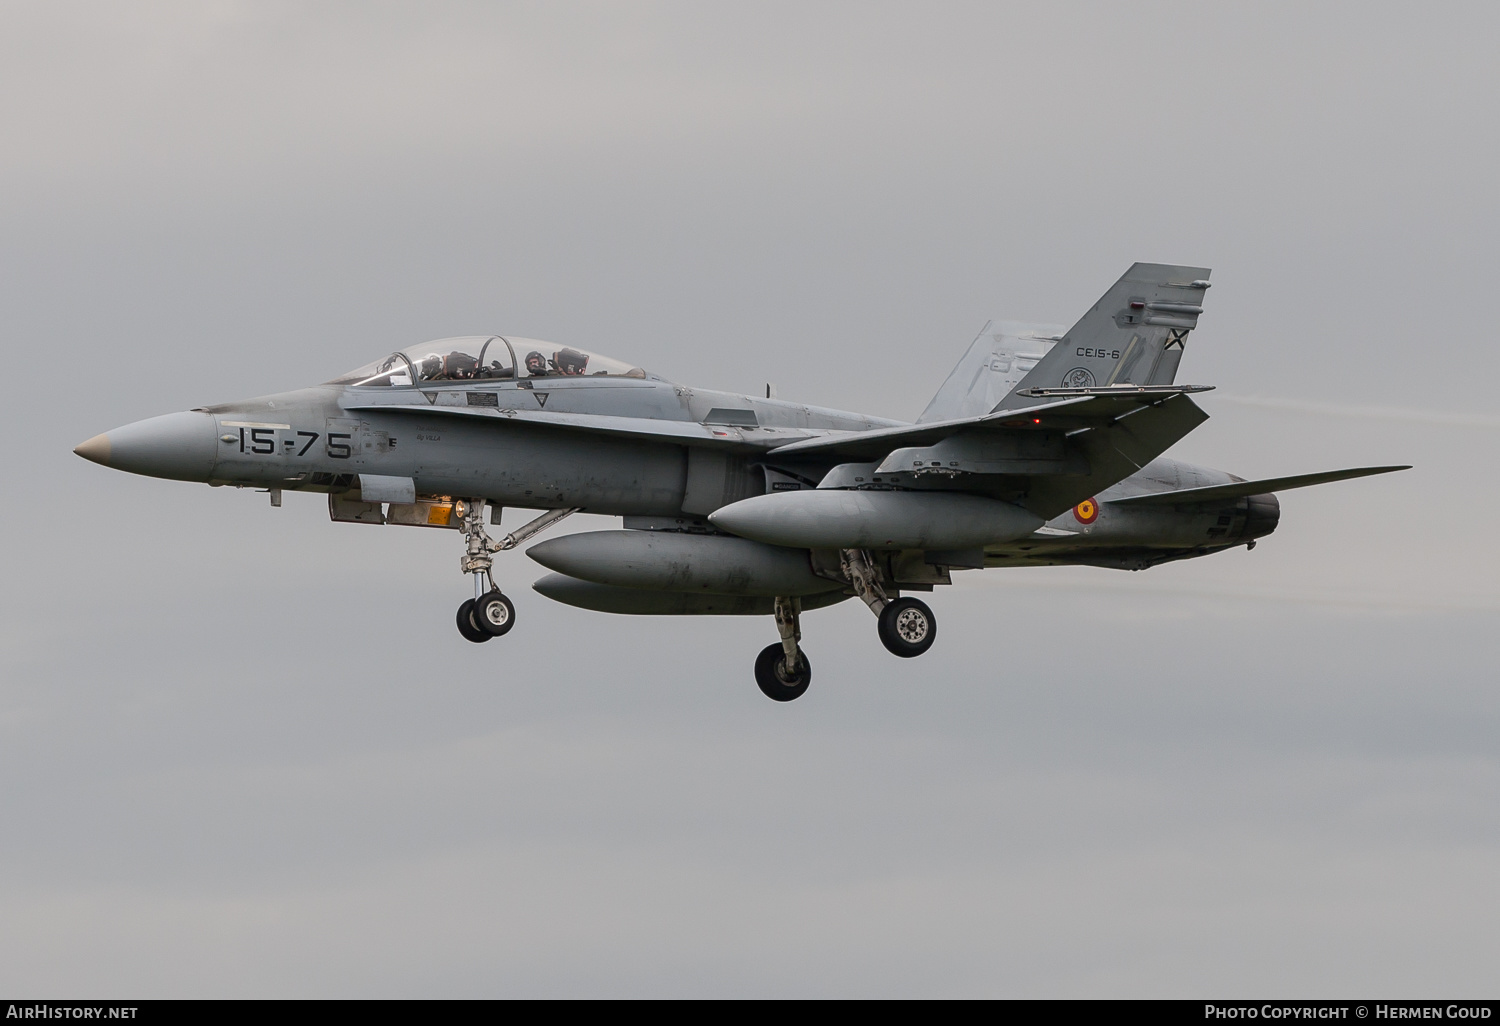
[2,1,1497,997]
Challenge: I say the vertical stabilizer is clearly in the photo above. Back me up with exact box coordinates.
[917,321,1066,423]
[991,262,1211,412]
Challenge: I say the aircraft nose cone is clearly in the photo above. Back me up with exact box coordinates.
[73,433,111,465]
[73,411,219,482]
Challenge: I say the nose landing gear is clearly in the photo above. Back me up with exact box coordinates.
[452,501,578,643]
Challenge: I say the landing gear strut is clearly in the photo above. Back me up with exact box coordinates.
[842,548,938,659]
[755,596,811,701]
[452,501,577,643]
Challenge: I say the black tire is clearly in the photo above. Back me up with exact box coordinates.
[754,643,811,702]
[878,597,936,658]
[456,599,490,643]
[474,590,516,637]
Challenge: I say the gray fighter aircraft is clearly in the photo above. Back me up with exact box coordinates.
[75,263,1406,701]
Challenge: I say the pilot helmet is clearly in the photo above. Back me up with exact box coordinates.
[554,348,589,375]
[445,351,478,378]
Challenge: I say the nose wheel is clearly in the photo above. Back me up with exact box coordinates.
[456,590,515,642]
[456,599,490,643]
[473,590,515,636]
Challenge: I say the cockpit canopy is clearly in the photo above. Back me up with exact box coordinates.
[328,336,649,387]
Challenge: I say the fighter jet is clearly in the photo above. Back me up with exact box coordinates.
[75,263,1406,701]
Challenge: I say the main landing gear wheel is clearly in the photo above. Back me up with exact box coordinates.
[456,599,490,644]
[878,597,936,658]
[474,590,516,637]
[754,643,812,702]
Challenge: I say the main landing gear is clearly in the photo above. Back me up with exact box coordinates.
[841,548,937,658]
[452,501,577,644]
[756,596,812,701]
[752,550,938,702]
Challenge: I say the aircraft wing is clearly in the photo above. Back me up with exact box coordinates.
[765,387,1217,520]
[764,387,1209,460]
[1106,465,1411,506]
[337,401,817,449]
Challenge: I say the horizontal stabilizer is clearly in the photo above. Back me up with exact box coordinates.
[1107,465,1411,506]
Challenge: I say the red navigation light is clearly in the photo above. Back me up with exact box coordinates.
[1032,417,1041,424]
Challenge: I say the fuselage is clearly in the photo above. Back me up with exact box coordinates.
[76,370,1277,569]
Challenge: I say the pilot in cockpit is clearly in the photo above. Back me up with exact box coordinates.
[524,351,549,377]
[553,347,589,376]
[448,351,481,379]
